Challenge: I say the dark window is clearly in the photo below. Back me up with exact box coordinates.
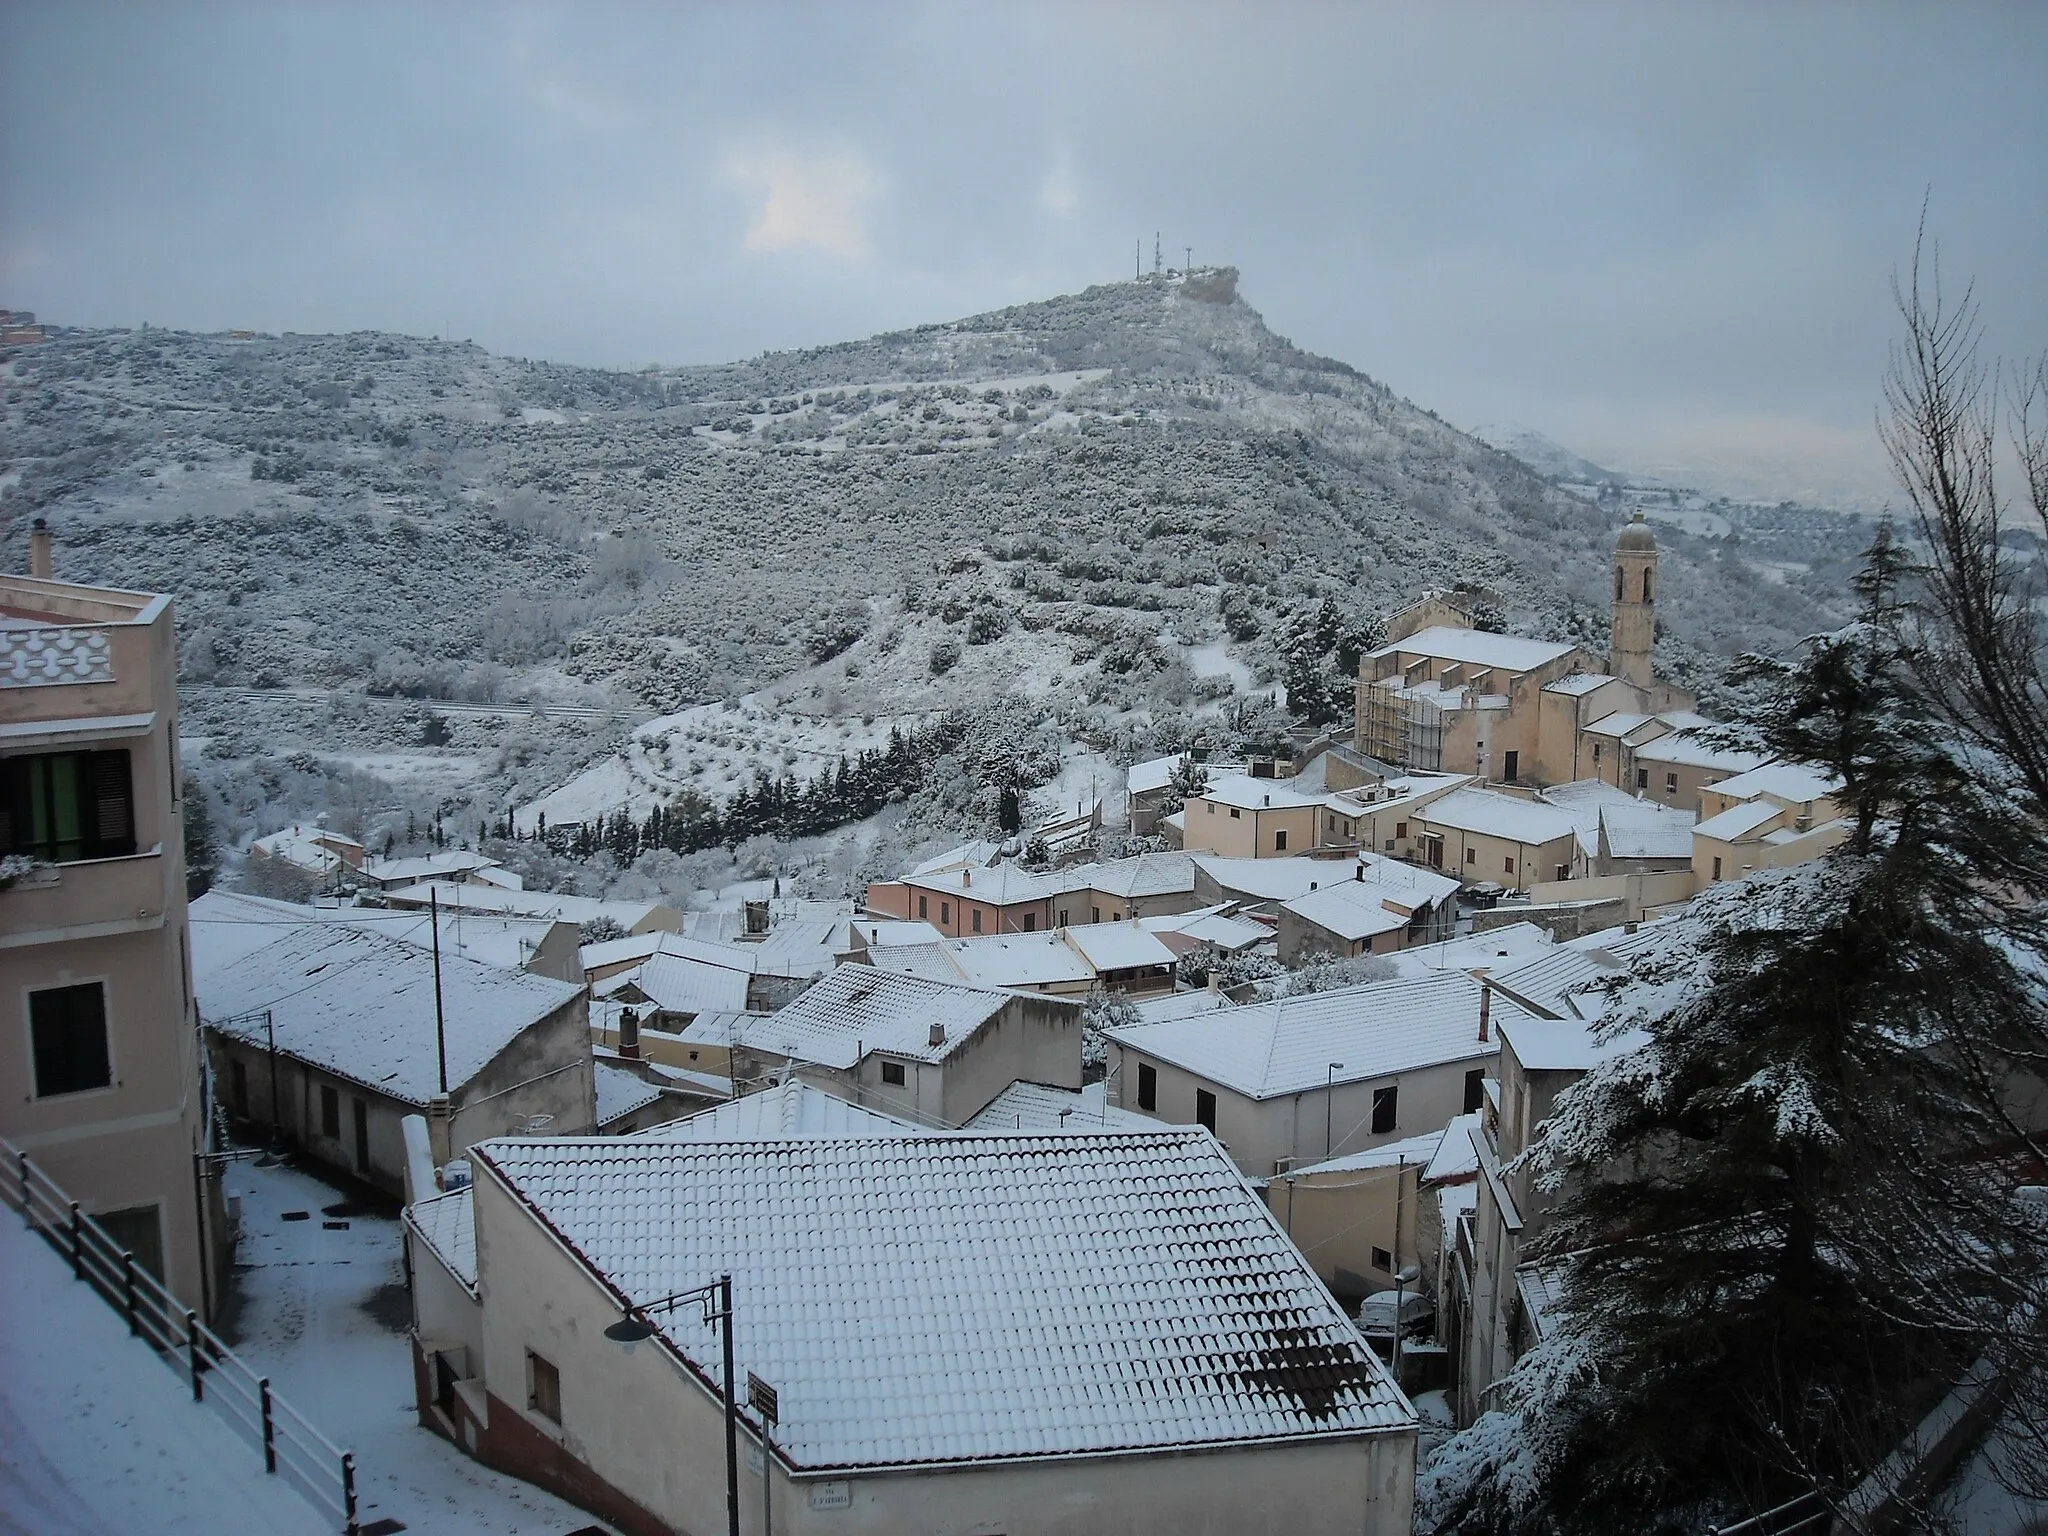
[1091,906,1101,923]
[917,894,928,920]
[1713,857,1723,880]
[970,908,983,933]
[1642,569,1653,603]
[1229,807,1240,819]
[1504,856,1515,874]
[1593,742,1603,764]
[940,902,950,925]
[528,1351,561,1423]
[1463,1068,1485,1114]
[1022,912,1036,932]
[1057,908,1069,927]
[231,1058,249,1115]
[1637,768,1650,790]
[320,1084,340,1139]
[1464,848,1475,864]
[1615,566,1624,599]
[97,1205,165,1282]
[1137,1062,1157,1111]
[1195,1089,1217,1132]
[1666,772,1678,795]
[1273,829,1288,852]
[0,750,136,864]
[352,1098,370,1174]
[1371,1084,1398,1135]
[1504,750,1519,781]
[880,1060,906,1087]
[29,983,111,1097]
[1395,822,1407,840]
[1371,1245,1394,1272]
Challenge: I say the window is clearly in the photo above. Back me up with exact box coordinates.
[28,983,111,1098]
[231,1058,249,1116]
[1712,856,1723,881]
[918,894,928,920]
[1395,822,1407,840]
[1464,847,1475,865]
[1371,1246,1394,1272]
[1384,838,1396,851]
[527,1351,562,1423]
[1504,856,1515,874]
[1111,910,1122,922]
[1593,743,1603,764]
[1137,1063,1157,1111]
[1464,1068,1485,1114]
[1273,829,1288,852]
[1022,913,1036,932]
[320,1085,340,1139]
[1555,864,1570,882]
[1058,908,1070,927]
[880,1060,906,1087]
[970,908,983,933]
[1643,569,1654,603]
[1665,772,1678,795]
[1092,906,1101,923]
[940,902,951,925]
[1205,802,1215,814]
[1504,750,1518,781]
[1371,1084,1398,1135]
[1195,1089,1217,1132]
[1229,806,1240,819]
[1614,566,1624,600]
[1637,768,1650,790]
[1,750,136,864]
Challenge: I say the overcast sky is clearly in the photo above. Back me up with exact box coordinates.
[4,2,2043,508]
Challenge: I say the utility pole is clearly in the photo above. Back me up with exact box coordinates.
[1135,239,1141,280]
[431,889,448,1096]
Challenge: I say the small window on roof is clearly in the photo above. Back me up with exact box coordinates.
[881,1060,906,1087]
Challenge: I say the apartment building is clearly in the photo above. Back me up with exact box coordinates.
[1,532,216,1311]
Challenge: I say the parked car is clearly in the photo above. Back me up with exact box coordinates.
[1356,1288,1433,1338]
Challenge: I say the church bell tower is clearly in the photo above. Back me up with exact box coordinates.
[1609,511,1658,689]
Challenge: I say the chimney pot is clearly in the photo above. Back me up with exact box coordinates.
[618,1006,642,1060]
[962,869,971,887]
[928,1023,946,1048]
[1478,987,1492,1043]
[29,517,53,579]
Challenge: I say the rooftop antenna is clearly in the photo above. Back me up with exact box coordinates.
[1185,246,1193,273]
[1154,232,1162,277]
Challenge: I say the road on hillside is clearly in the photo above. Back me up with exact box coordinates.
[179,684,637,725]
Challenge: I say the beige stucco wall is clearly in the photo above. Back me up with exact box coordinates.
[1110,1044,1493,1179]
[1181,798,1319,859]
[1266,1160,1425,1306]
[1411,818,1578,894]
[1,581,208,1309]
[469,1160,1417,1536]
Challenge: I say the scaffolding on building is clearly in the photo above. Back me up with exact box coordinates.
[1360,679,1447,772]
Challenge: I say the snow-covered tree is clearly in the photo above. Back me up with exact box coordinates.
[1157,753,1210,818]
[1421,528,2048,1533]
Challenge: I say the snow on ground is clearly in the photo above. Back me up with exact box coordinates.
[0,1212,327,1536]
[324,751,484,794]
[221,1154,609,1535]
[1184,638,1255,693]
[1031,745,1124,827]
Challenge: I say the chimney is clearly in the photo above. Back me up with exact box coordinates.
[962,868,972,887]
[1477,986,1491,1044]
[1207,971,1222,996]
[1354,864,1364,882]
[1262,794,1271,807]
[29,517,53,579]
[928,1023,946,1048]
[617,1006,641,1060]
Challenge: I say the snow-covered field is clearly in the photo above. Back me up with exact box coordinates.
[220,1156,609,1535]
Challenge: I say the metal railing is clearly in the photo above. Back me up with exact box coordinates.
[2,1139,358,1534]
[1713,1490,1833,1536]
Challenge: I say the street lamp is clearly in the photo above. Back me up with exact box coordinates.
[605,1274,739,1536]
[1325,1062,1344,1159]
[1392,1262,1420,1383]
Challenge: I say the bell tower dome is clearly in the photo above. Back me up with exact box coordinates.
[1609,511,1658,689]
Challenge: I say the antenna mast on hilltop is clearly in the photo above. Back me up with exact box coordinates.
[1154,232,1162,277]
[1186,246,1193,273]
[1135,239,1142,280]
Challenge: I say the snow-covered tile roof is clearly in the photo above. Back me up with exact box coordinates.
[1288,1127,1446,1177]
[1631,730,1768,773]
[1579,710,1656,740]
[580,930,669,972]
[196,921,586,1104]
[1693,800,1785,842]
[1323,772,1474,818]
[1191,855,1351,904]
[1600,802,1696,860]
[1126,755,1183,796]
[1128,988,1238,1024]
[474,1131,1414,1470]
[1537,778,1642,813]
[248,824,360,873]
[632,1078,926,1140]
[1141,907,1269,953]
[910,839,1002,876]
[1372,625,1580,674]
[1195,775,1325,812]
[388,880,673,932]
[406,1187,477,1292]
[737,965,1059,1069]
[594,1059,666,1129]
[1496,1010,1649,1074]
[1541,672,1618,697]
[901,862,1059,905]
[1414,788,1581,846]
[1708,760,1843,806]
[1061,920,1178,972]
[192,891,569,976]
[1423,1112,1483,1182]
[963,1079,1166,1132]
[597,953,754,1016]
[1062,851,1199,900]
[1281,881,1413,942]
[1760,817,1850,847]
[363,850,500,885]
[869,932,1092,990]
[1106,971,1516,1099]
[1375,923,1556,979]
[747,918,844,979]
[1484,946,1626,1020]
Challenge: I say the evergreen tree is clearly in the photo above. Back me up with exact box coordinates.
[181,773,218,899]
[997,783,1022,835]
[1159,753,1210,817]
[1423,529,2048,1533]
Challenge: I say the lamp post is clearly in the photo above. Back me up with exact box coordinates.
[1325,1062,1344,1159]
[1392,1262,1420,1384]
[605,1275,739,1536]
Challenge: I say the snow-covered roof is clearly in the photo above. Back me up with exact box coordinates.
[580,930,669,972]
[633,1078,926,1140]
[1631,730,1768,773]
[1537,778,1642,814]
[248,824,359,873]
[1378,923,1556,980]
[474,1131,1414,1470]
[737,965,1060,1069]
[1106,971,1515,1099]
[594,1059,666,1129]
[1424,1112,1483,1182]
[1194,775,1325,812]
[1061,851,1199,900]
[1140,907,1269,953]
[196,922,585,1104]
[1128,988,1238,1024]
[1126,755,1183,796]
[1579,710,1656,741]
[747,917,843,979]
[405,1187,476,1292]
[387,880,674,933]
[1761,817,1851,848]
[1287,1127,1447,1177]
[1281,881,1413,942]
[1484,945,1627,1021]
[191,889,570,977]
[362,850,500,885]
[1542,672,1618,697]
[1191,855,1352,904]
[898,862,1058,905]
[963,1079,1165,1133]
[1693,800,1785,842]
[597,953,753,1016]
[1061,920,1178,972]
[1371,625,1580,674]
[910,839,1002,876]
[1415,788,1580,846]
[1322,771,1474,819]
[1496,1010,1649,1074]
[1708,761,1843,807]
[843,918,945,949]
[866,932,1094,990]
[1600,802,1696,860]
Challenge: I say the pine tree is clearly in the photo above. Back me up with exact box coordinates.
[997,783,1022,835]
[1423,529,2048,1533]
[181,773,218,899]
